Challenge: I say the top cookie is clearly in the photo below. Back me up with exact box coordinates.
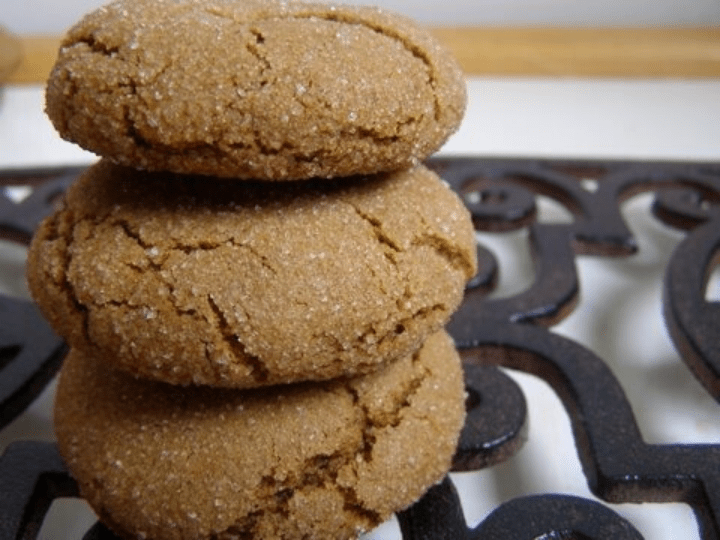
[45,0,467,180]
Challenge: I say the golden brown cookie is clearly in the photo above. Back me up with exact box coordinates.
[27,160,476,387]
[45,0,466,180]
[54,330,466,540]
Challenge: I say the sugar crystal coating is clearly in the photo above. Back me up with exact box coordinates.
[54,330,466,540]
[27,160,477,387]
[45,0,467,180]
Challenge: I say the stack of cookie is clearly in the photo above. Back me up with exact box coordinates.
[27,0,477,538]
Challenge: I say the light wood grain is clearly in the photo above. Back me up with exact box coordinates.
[5,35,61,85]
[6,27,720,85]
[0,28,24,83]
[430,27,720,78]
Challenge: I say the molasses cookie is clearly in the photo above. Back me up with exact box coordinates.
[54,330,466,540]
[45,0,467,180]
[27,160,476,387]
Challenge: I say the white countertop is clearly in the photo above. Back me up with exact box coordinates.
[0,77,719,540]
[2,77,720,170]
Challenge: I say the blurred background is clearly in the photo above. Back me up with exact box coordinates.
[3,0,720,34]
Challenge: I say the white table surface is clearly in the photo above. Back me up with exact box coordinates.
[2,78,720,169]
[1,77,719,540]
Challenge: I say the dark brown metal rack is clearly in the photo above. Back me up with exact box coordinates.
[0,158,718,539]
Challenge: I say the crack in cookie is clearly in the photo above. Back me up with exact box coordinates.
[54,330,464,540]
[27,161,475,388]
[45,0,465,179]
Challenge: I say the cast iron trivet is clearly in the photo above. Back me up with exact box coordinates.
[0,158,718,539]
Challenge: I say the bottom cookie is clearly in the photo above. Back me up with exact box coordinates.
[54,330,466,540]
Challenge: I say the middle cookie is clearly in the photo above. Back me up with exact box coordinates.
[27,160,477,387]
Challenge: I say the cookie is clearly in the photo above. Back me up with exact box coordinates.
[27,160,476,387]
[44,0,466,180]
[54,329,466,540]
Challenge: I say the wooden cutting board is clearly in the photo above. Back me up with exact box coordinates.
[0,28,23,84]
[6,26,720,84]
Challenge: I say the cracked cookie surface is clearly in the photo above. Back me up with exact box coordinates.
[45,0,467,180]
[26,160,476,387]
[54,330,466,540]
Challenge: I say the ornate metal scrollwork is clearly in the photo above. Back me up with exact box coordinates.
[1,159,718,540]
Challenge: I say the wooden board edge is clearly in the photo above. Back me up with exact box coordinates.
[5,27,720,85]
